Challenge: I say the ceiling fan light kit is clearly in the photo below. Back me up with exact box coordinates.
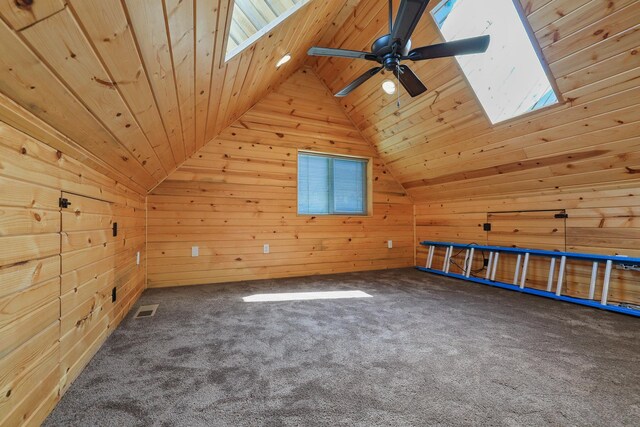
[307,0,490,100]
[382,79,397,95]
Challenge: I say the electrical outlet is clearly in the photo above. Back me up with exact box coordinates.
[263,244,270,254]
[192,246,199,257]
[136,251,140,265]
[387,240,393,249]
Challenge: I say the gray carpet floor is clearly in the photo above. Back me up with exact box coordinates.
[45,268,640,426]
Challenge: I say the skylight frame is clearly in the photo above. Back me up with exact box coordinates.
[429,0,563,125]
[224,0,312,63]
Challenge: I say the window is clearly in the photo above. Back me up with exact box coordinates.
[298,152,369,215]
[432,0,559,124]
[226,0,310,61]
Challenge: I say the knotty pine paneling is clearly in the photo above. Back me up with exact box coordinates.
[0,0,359,192]
[312,1,640,304]
[312,0,640,201]
[415,184,640,305]
[0,116,145,426]
[147,69,413,287]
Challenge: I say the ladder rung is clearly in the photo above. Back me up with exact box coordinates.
[588,261,598,300]
[490,252,499,281]
[555,256,567,296]
[513,254,522,285]
[519,252,530,289]
[463,249,470,275]
[485,252,493,280]
[601,260,613,305]
[465,248,475,278]
[546,258,556,292]
[426,245,435,269]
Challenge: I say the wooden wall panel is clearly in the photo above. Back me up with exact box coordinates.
[19,8,167,181]
[312,0,640,201]
[147,69,413,287]
[312,1,640,305]
[67,0,179,174]
[0,17,156,191]
[0,0,65,31]
[415,184,640,305]
[0,0,359,192]
[0,116,145,426]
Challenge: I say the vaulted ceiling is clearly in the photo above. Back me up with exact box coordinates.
[1,0,638,199]
[0,0,358,193]
[311,0,640,202]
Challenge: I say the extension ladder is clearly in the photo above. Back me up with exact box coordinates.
[418,241,640,317]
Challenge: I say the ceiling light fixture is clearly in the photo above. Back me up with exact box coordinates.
[276,54,291,68]
[382,79,396,95]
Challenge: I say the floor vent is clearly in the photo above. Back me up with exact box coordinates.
[134,304,159,319]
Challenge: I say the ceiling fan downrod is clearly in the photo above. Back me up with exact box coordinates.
[306,0,490,99]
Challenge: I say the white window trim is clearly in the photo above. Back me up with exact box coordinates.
[225,0,312,62]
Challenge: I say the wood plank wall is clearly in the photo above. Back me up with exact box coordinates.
[0,112,145,425]
[312,0,640,202]
[415,185,640,305]
[308,0,640,306]
[0,0,354,191]
[408,1,640,306]
[147,69,413,287]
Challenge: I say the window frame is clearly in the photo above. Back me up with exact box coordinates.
[429,0,564,126]
[296,150,373,217]
[221,0,312,65]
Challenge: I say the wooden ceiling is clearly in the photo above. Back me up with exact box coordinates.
[311,0,640,203]
[1,0,638,200]
[227,0,302,53]
[0,0,356,193]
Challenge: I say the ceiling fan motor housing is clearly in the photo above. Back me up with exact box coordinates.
[306,0,490,98]
[372,34,412,70]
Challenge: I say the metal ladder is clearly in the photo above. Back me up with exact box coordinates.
[420,241,639,317]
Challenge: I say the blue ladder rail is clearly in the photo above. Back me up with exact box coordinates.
[417,241,640,317]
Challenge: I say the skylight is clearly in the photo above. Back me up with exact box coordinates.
[226,0,310,61]
[432,0,559,124]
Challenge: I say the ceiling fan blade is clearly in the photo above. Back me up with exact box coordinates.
[308,47,378,61]
[335,67,384,97]
[408,35,490,61]
[393,65,427,97]
[390,0,431,47]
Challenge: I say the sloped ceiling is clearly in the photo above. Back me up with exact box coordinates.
[1,0,638,200]
[311,0,640,202]
[0,0,358,193]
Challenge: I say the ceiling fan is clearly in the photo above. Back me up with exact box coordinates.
[307,0,490,98]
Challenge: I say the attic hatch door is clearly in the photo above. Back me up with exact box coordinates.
[486,210,566,289]
[60,192,117,391]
